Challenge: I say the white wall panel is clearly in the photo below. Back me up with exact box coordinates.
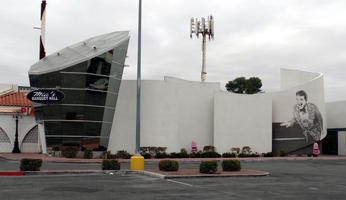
[213,92,272,153]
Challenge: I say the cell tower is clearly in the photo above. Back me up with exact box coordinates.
[190,15,214,82]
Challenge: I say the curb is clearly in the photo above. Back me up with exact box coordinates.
[162,172,270,179]
[0,171,25,176]
[0,169,270,178]
[22,170,166,178]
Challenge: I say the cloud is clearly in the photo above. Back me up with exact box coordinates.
[0,0,346,101]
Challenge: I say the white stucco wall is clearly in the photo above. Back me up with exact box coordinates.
[0,114,37,152]
[326,101,346,129]
[108,69,326,154]
[108,77,220,153]
[213,92,272,153]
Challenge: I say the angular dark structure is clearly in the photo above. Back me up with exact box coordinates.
[28,31,130,149]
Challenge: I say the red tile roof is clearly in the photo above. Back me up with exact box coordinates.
[0,92,33,108]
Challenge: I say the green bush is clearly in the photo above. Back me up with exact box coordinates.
[201,151,221,158]
[116,150,132,159]
[179,148,189,158]
[159,160,179,171]
[141,152,152,159]
[61,146,79,158]
[83,149,93,159]
[20,158,43,171]
[155,152,169,159]
[200,161,218,174]
[102,151,117,159]
[222,160,241,171]
[222,152,237,158]
[169,152,180,158]
[189,151,202,158]
[102,159,120,170]
[241,146,252,154]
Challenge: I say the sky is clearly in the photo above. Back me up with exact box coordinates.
[0,0,346,102]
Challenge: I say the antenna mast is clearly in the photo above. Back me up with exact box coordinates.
[190,15,214,82]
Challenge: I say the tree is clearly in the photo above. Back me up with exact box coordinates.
[225,77,262,94]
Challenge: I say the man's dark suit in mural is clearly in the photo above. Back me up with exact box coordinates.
[280,90,323,143]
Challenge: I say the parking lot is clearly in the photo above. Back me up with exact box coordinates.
[1,159,346,199]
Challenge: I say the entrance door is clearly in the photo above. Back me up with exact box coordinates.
[322,130,338,155]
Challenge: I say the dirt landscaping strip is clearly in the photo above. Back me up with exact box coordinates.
[146,168,270,179]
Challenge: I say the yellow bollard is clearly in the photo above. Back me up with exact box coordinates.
[130,155,144,170]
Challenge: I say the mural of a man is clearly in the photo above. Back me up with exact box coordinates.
[280,90,323,143]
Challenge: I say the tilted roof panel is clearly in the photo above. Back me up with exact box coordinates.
[29,31,130,75]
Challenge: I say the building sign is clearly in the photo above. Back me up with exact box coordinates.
[27,89,64,104]
[21,107,35,116]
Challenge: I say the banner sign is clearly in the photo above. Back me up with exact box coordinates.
[27,89,64,104]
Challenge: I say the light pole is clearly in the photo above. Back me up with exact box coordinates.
[12,111,22,153]
[130,0,144,171]
[136,0,142,155]
[190,15,214,82]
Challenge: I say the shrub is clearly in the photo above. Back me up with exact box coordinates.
[238,153,260,158]
[156,147,167,153]
[102,151,117,159]
[279,150,286,157]
[102,159,120,170]
[140,146,168,158]
[141,152,152,159]
[155,152,169,159]
[179,148,189,158]
[169,152,180,158]
[231,147,240,154]
[200,161,218,174]
[20,158,42,171]
[159,160,179,171]
[116,150,132,159]
[222,160,241,171]
[263,152,274,157]
[139,146,151,156]
[203,145,216,152]
[201,151,221,158]
[61,146,79,158]
[83,149,93,159]
[189,151,202,158]
[241,146,252,154]
[222,152,237,158]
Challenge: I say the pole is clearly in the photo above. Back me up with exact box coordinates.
[12,115,21,153]
[135,0,142,154]
[201,35,206,82]
[39,0,47,59]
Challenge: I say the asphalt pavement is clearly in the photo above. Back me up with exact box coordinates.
[1,159,346,199]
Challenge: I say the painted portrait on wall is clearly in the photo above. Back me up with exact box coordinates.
[280,90,323,143]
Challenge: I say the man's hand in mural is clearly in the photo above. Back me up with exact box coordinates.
[280,121,293,128]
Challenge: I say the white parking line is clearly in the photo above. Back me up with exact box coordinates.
[166,179,193,187]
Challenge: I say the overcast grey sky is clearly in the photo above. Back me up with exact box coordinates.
[0,0,346,101]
